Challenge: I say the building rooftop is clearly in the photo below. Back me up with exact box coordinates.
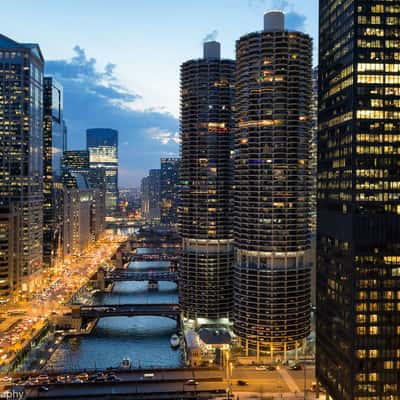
[198,328,231,345]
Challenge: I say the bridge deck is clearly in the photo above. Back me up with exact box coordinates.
[106,271,178,282]
[76,303,180,319]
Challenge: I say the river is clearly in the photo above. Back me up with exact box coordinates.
[46,250,184,370]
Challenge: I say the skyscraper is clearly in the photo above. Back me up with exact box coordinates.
[62,150,105,245]
[317,1,400,398]
[0,34,44,296]
[233,12,312,358]
[43,77,66,268]
[141,169,160,219]
[160,158,180,225]
[86,128,118,214]
[179,41,235,320]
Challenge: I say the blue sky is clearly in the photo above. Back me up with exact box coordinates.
[0,0,318,187]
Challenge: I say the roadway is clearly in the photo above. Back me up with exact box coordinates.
[77,303,180,319]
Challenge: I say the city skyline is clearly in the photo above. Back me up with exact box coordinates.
[1,2,400,399]
[0,0,318,186]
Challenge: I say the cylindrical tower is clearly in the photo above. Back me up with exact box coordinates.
[179,41,235,320]
[233,11,313,357]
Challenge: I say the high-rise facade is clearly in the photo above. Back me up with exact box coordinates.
[233,12,312,358]
[86,128,118,214]
[317,1,400,398]
[160,158,180,225]
[141,169,160,219]
[0,34,44,295]
[179,41,235,320]
[43,77,66,268]
[62,150,105,246]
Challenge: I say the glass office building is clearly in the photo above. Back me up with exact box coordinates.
[233,12,312,358]
[0,34,44,295]
[160,158,180,225]
[86,128,118,214]
[43,77,66,268]
[179,41,235,320]
[317,1,400,398]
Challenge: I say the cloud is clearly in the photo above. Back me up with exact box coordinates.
[248,0,307,31]
[45,46,179,187]
[146,127,180,145]
[202,30,218,43]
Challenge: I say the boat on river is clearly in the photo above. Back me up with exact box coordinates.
[170,334,180,349]
[120,357,131,369]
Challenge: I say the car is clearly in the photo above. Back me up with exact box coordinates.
[267,365,276,371]
[290,364,303,371]
[95,376,106,383]
[39,386,49,392]
[255,365,266,371]
[185,379,198,385]
[237,380,248,386]
[76,373,89,381]
[0,376,12,384]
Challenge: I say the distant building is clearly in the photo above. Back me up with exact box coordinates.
[62,150,90,176]
[62,150,105,250]
[63,174,92,256]
[160,158,180,225]
[141,169,160,219]
[43,77,66,268]
[0,34,45,297]
[86,128,118,214]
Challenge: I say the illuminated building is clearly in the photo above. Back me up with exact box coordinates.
[141,169,160,219]
[0,207,20,301]
[62,150,105,245]
[160,158,180,225]
[86,128,118,214]
[43,77,66,268]
[179,41,235,320]
[0,34,44,295]
[63,174,93,256]
[233,12,312,358]
[317,1,400,398]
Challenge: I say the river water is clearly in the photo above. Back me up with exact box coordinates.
[46,250,184,370]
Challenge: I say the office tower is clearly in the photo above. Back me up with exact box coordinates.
[317,1,400,398]
[43,77,66,268]
[0,34,44,296]
[63,174,93,256]
[0,208,20,301]
[62,150,105,243]
[179,41,235,320]
[140,176,150,218]
[233,12,312,358]
[86,128,118,214]
[141,169,160,219]
[62,150,90,177]
[160,158,180,225]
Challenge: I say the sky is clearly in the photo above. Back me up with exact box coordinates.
[0,0,318,187]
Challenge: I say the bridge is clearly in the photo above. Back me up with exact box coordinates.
[71,303,181,328]
[128,254,179,262]
[105,270,178,283]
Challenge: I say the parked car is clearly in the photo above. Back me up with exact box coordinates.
[237,380,248,386]
[255,365,266,371]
